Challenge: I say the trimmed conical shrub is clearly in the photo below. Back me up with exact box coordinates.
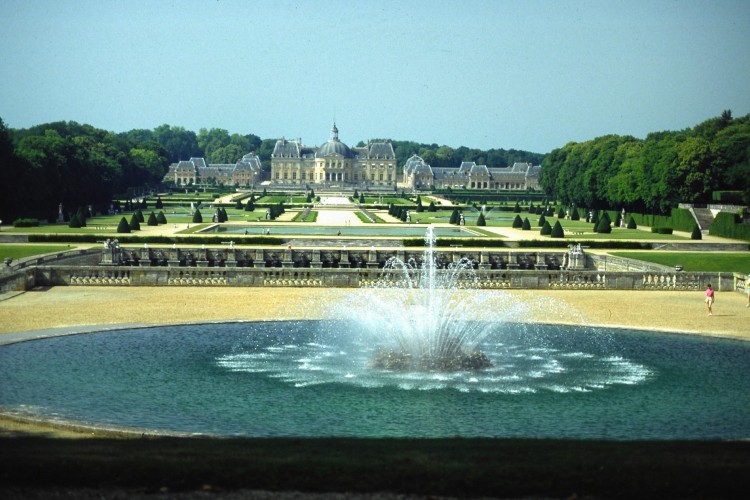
[595,217,612,233]
[135,209,144,223]
[450,209,459,225]
[538,214,546,227]
[428,201,436,212]
[156,211,167,224]
[691,224,702,240]
[540,220,552,235]
[192,210,203,223]
[68,212,82,228]
[129,213,140,231]
[477,213,486,226]
[571,208,580,221]
[512,214,523,228]
[116,217,130,233]
[513,201,521,213]
[155,197,163,209]
[551,220,565,238]
[557,208,565,218]
[522,217,531,230]
[627,216,637,229]
[147,212,158,226]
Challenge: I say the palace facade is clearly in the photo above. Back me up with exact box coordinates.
[270,124,397,187]
[163,153,263,187]
[402,155,541,191]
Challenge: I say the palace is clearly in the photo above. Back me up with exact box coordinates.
[162,153,263,187]
[270,124,397,187]
[402,155,541,191]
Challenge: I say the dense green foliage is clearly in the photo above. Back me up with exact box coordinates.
[2,119,172,221]
[540,111,750,212]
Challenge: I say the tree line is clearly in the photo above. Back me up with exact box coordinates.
[539,110,750,213]
[0,118,546,221]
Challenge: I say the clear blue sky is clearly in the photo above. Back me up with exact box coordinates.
[1,0,749,154]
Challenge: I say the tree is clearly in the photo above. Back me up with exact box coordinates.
[551,220,565,238]
[428,201,436,212]
[627,216,637,229]
[512,214,523,228]
[359,193,365,204]
[147,211,158,226]
[155,196,163,209]
[691,224,703,240]
[513,201,521,213]
[116,217,130,233]
[156,211,167,224]
[477,213,486,226]
[538,214,546,227]
[540,220,552,235]
[192,210,203,223]
[129,213,140,230]
[135,209,144,223]
[522,217,531,230]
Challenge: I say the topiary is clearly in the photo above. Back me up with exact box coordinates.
[540,220,552,235]
[691,224,702,240]
[538,214,546,227]
[428,201,436,212]
[477,213,486,226]
[128,213,140,231]
[135,209,144,223]
[156,211,167,224]
[512,214,523,228]
[116,217,130,233]
[450,209,459,225]
[68,212,82,228]
[147,212,158,226]
[192,210,203,223]
[522,217,531,230]
[627,216,637,229]
[557,208,565,218]
[596,217,612,233]
[571,208,580,221]
[551,220,565,238]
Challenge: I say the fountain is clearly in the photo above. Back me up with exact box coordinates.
[360,226,499,371]
[2,226,750,439]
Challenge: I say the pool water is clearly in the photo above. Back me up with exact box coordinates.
[206,225,477,237]
[1,321,748,439]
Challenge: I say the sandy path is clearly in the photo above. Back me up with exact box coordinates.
[1,287,747,341]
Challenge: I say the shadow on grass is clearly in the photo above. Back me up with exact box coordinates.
[1,436,749,499]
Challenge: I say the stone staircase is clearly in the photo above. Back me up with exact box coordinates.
[691,207,715,233]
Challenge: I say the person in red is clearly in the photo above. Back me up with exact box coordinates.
[705,283,715,316]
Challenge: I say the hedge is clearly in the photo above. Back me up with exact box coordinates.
[402,237,652,249]
[710,212,750,241]
[28,234,286,245]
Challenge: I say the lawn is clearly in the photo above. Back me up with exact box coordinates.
[0,244,78,260]
[610,251,750,274]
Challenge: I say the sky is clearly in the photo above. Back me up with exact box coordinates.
[1,0,749,154]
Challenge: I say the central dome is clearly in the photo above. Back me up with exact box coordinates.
[317,123,354,158]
